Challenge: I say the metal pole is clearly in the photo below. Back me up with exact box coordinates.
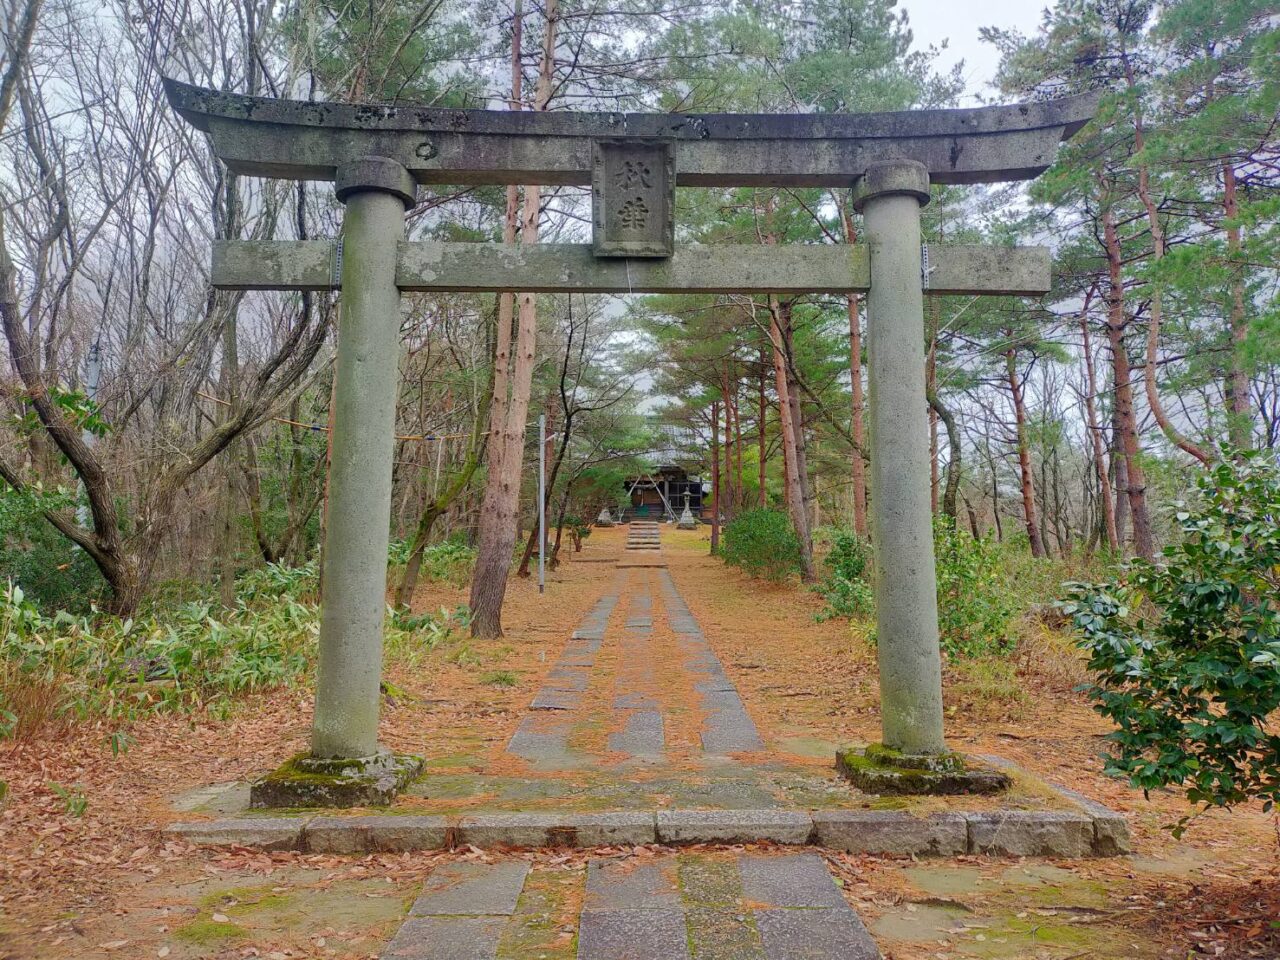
[538,413,546,594]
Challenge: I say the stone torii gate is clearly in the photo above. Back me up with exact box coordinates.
[164,79,1092,805]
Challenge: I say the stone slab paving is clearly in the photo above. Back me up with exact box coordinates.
[609,709,665,757]
[377,853,882,959]
[381,916,509,960]
[529,688,579,710]
[577,846,689,958]
[607,579,666,760]
[573,852,881,959]
[380,861,530,959]
[409,861,531,916]
[756,908,881,960]
[577,908,691,959]
[585,859,682,910]
[657,568,766,756]
[505,575,625,767]
[739,852,847,908]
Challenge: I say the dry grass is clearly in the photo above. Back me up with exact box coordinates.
[0,663,80,741]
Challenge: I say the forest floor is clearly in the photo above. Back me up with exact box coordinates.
[0,525,1277,959]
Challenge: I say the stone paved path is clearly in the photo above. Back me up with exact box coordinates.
[380,852,882,959]
[506,578,620,768]
[504,552,763,769]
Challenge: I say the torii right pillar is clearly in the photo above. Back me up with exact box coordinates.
[844,160,1009,793]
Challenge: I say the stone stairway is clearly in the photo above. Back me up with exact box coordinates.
[625,520,662,551]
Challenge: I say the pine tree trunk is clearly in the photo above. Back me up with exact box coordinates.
[781,311,814,543]
[469,0,556,637]
[710,400,721,555]
[732,386,744,512]
[1103,207,1155,559]
[1123,65,1212,465]
[1111,404,1130,547]
[1223,162,1251,450]
[927,389,960,523]
[1080,302,1119,552]
[768,297,814,581]
[757,349,768,508]
[1006,347,1046,558]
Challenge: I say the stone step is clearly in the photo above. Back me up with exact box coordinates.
[166,803,1126,857]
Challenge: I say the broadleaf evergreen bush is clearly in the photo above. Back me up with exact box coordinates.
[1061,450,1280,821]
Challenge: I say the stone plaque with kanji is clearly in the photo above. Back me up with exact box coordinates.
[592,139,674,258]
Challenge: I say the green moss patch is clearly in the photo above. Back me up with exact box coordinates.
[836,744,1011,796]
[198,884,295,917]
[250,751,423,808]
[496,866,583,960]
[175,918,249,945]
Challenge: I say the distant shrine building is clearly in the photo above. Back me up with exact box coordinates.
[622,466,707,522]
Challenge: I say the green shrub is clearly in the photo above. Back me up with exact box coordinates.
[236,559,318,602]
[385,605,469,665]
[813,522,1014,655]
[721,509,802,582]
[562,515,592,550]
[814,529,873,621]
[934,518,1017,658]
[823,528,869,581]
[814,575,875,621]
[1060,450,1280,821]
[0,485,106,613]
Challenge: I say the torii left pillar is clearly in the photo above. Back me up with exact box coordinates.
[250,157,424,808]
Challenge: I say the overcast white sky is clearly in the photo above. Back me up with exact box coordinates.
[898,0,1049,103]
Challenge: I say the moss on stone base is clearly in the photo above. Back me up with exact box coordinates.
[837,744,1011,796]
[250,751,424,808]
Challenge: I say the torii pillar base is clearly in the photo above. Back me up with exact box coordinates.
[250,751,424,809]
[837,744,1011,796]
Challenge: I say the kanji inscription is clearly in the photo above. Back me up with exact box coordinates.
[592,139,674,258]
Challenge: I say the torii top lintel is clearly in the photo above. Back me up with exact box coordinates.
[163,78,1095,189]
